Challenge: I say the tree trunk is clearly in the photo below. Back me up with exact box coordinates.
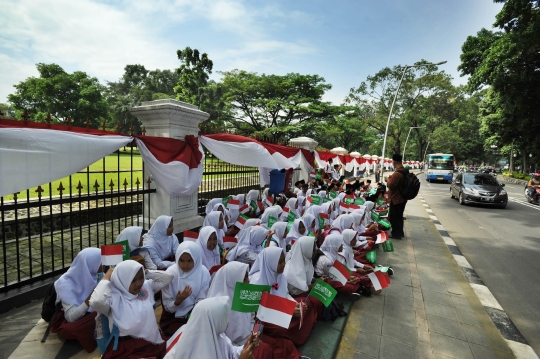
[522,152,527,174]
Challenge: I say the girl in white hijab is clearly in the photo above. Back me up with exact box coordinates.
[284,218,307,245]
[267,221,288,249]
[284,237,316,296]
[246,189,259,204]
[280,198,298,221]
[206,198,223,215]
[227,195,241,224]
[164,296,259,359]
[318,190,327,201]
[297,196,306,216]
[301,214,316,235]
[115,226,156,270]
[89,260,173,359]
[203,211,226,247]
[195,226,220,271]
[330,214,354,234]
[143,215,178,269]
[160,241,211,338]
[361,201,380,234]
[213,202,232,227]
[340,229,369,272]
[260,206,282,229]
[51,248,101,352]
[234,218,260,239]
[226,226,269,265]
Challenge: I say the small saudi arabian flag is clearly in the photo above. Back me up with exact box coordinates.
[231,282,271,313]
[309,195,321,205]
[318,213,329,229]
[378,218,391,229]
[354,197,365,205]
[328,260,351,285]
[308,279,337,307]
[287,210,297,223]
[382,239,395,252]
[267,216,278,228]
[371,211,380,222]
[366,250,377,264]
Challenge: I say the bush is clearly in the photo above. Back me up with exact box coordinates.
[502,171,531,181]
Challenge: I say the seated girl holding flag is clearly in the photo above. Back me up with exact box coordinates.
[143,215,179,269]
[115,226,156,270]
[163,297,261,359]
[260,206,283,229]
[194,226,220,272]
[203,211,227,248]
[206,262,275,358]
[226,226,270,266]
[160,242,210,339]
[284,219,307,246]
[89,260,173,359]
[267,222,288,249]
[249,247,314,348]
[51,248,102,352]
[340,229,378,295]
[280,198,299,222]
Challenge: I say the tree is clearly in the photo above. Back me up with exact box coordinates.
[7,63,109,126]
[459,0,540,162]
[106,64,180,133]
[175,47,213,106]
[218,70,337,142]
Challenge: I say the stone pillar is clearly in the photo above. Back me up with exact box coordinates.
[130,99,208,233]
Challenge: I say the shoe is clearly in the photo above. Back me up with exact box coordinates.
[350,292,361,301]
[387,267,394,276]
[389,235,403,240]
[359,285,371,297]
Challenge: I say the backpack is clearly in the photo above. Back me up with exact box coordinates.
[321,300,347,321]
[40,282,62,342]
[397,170,420,200]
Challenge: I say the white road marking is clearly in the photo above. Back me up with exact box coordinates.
[509,198,540,211]
[479,226,484,229]
[435,224,445,231]
[470,283,504,310]
[429,215,438,221]
[505,339,540,359]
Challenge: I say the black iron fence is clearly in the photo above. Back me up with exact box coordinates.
[0,138,156,293]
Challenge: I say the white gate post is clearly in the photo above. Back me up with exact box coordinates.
[131,99,208,233]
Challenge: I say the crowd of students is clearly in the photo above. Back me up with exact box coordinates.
[49,173,395,359]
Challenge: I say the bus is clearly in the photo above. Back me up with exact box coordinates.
[425,153,454,183]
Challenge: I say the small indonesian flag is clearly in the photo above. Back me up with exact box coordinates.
[183,230,198,242]
[376,232,389,244]
[318,212,329,228]
[235,214,250,229]
[263,195,274,207]
[223,236,238,249]
[349,203,360,211]
[283,206,290,213]
[340,202,350,214]
[227,198,240,210]
[256,292,296,329]
[101,244,124,266]
[239,204,251,214]
[328,260,352,285]
[307,196,312,204]
[209,264,223,276]
[368,271,390,291]
[310,171,316,178]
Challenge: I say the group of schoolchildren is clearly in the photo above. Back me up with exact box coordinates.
[50,176,394,359]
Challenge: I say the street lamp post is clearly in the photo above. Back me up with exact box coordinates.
[403,126,425,162]
[423,141,431,170]
[380,61,447,182]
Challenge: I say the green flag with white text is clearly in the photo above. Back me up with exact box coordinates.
[231,282,271,313]
[308,279,337,307]
[366,250,377,264]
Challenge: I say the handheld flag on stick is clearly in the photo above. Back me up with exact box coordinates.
[368,271,390,291]
[308,279,337,307]
[235,214,250,229]
[256,292,296,329]
[267,216,278,228]
[222,195,232,207]
[354,197,365,205]
[239,204,251,215]
[183,230,198,242]
[286,211,297,223]
[231,282,271,313]
[309,195,321,205]
[382,239,395,252]
[375,232,388,244]
[328,260,352,285]
[115,240,131,261]
[101,244,124,266]
[318,213,329,229]
[263,195,274,207]
[223,236,238,249]
[366,250,377,264]
[227,198,240,210]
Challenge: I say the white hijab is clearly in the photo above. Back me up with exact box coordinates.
[227,195,240,223]
[109,260,162,344]
[284,236,315,293]
[207,262,251,345]
[319,190,327,201]
[363,201,375,226]
[340,229,358,269]
[260,206,283,229]
[249,247,288,298]
[302,214,316,234]
[238,194,245,206]
[270,221,288,249]
[226,226,267,261]
[206,198,223,215]
[203,211,226,246]
[172,296,233,359]
[320,233,344,263]
[165,242,210,317]
[55,248,101,306]
[297,196,306,215]
[213,203,232,227]
[332,214,354,232]
[285,218,307,244]
[246,189,259,204]
[304,205,322,229]
[195,226,220,271]
[115,226,143,253]
[352,209,367,233]
[144,215,176,259]
[234,218,261,239]
[281,198,298,221]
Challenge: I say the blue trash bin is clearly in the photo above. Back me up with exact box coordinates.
[269,169,286,195]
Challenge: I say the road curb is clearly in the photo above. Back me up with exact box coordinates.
[500,175,528,186]
[418,194,539,359]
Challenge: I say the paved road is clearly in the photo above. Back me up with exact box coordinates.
[417,173,540,355]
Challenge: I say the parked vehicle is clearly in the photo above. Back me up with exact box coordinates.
[450,173,508,208]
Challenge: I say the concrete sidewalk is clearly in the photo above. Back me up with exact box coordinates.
[335,196,516,359]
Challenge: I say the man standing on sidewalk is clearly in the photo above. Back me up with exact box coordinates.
[374,162,381,183]
[386,153,408,239]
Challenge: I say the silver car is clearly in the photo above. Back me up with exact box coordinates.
[450,172,508,208]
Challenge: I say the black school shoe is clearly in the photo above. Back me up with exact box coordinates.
[350,292,361,301]
[358,285,371,297]
[387,267,394,276]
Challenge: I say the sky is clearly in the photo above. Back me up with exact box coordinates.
[0,0,504,105]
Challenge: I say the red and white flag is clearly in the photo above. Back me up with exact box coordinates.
[328,260,351,285]
[263,195,274,207]
[256,292,296,329]
[349,203,360,211]
[101,244,124,266]
[368,271,390,291]
[223,236,238,249]
[235,214,250,229]
[283,206,290,213]
[183,230,198,242]
[340,202,350,214]
[376,232,389,244]
[227,198,240,210]
[310,171,316,178]
[239,204,251,215]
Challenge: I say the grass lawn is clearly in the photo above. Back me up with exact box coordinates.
[2,151,259,201]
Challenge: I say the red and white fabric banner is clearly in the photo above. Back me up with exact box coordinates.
[136,135,204,196]
[0,125,131,198]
